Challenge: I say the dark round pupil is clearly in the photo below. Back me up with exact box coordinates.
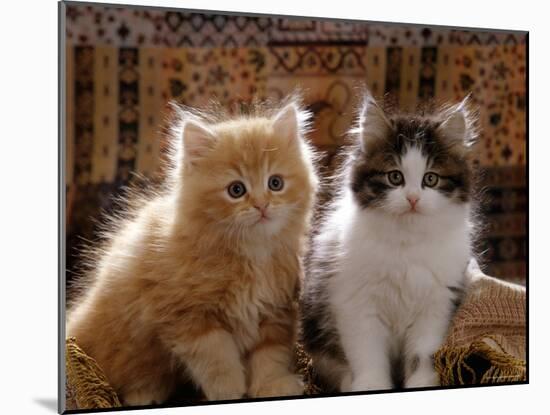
[390,172,402,184]
[269,175,283,190]
[229,182,245,197]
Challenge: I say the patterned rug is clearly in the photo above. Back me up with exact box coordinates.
[64,4,527,289]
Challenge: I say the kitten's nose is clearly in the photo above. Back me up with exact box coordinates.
[253,202,269,216]
[407,195,419,208]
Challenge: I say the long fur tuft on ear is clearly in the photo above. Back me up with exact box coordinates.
[271,92,313,143]
[272,101,312,147]
[181,120,216,163]
[163,103,214,184]
[437,95,479,148]
[354,91,392,151]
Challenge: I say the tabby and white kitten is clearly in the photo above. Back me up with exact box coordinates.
[67,99,317,405]
[301,93,477,392]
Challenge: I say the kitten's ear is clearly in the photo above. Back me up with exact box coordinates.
[273,103,304,143]
[182,120,216,163]
[359,93,391,150]
[437,97,475,147]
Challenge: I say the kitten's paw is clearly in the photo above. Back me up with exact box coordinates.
[123,388,169,406]
[405,368,439,389]
[249,374,304,398]
[202,373,247,401]
[351,375,392,392]
[340,371,353,392]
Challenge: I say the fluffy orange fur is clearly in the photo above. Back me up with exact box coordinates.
[67,100,318,405]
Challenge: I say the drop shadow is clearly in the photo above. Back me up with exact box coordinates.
[34,398,57,412]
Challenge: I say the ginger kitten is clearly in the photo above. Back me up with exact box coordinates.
[301,93,478,392]
[67,99,318,405]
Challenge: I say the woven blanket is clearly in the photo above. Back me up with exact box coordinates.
[434,260,526,385]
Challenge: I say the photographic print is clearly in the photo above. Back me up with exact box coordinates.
[59,1,527,412]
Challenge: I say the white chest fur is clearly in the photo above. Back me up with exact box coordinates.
[323,195,472,391]
[328,195,471,337]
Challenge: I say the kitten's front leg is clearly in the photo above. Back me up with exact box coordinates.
[164,323,246,401]
[337,310,393,392]
[247,308,304,398]
[404,301,452,388]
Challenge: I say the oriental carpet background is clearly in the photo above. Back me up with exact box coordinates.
[64,4,527,288]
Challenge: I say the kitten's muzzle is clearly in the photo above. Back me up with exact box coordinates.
[253,202,271,222]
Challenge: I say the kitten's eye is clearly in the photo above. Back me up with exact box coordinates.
[423,172,439,188]
[268,175,284,191]
[387,170,404,186]
[227,181,247,198]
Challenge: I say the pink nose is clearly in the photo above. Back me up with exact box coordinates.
[254,203,269,216]
[407,195,419,207]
